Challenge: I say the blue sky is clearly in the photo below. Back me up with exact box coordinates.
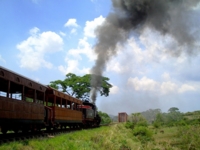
[1,0,200,115]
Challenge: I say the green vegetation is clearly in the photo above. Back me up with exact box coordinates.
[49,73,112,101]
[1,109,200,150]
[98,111,112,124]
[1,123,200,150]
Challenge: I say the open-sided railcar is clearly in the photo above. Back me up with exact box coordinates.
[0,66,101,134]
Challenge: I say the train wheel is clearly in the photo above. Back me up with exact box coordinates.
[46,126,51,131]
[22,128,29,133]
[1,127,8,134]
[14,129,19,134]
[53,126,58,131]
[31,128,36,133]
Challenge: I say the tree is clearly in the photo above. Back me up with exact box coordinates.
[49,73,112,101]
[167,107,183,123]
[98,111,112,124]
[168,107,179,113]
[141,109,161,123]
[153,112,165,128]
[153,107,183,127]
[129,113,148,126]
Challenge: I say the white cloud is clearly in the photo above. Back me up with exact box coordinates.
[161,72,171,81]
[84,15,105,38]
[17,27,63,71]
[64,19,79,35]
[178,84,196,93]
[0,55,6,64]
[68,37,96,61]
[105,27,196,81]
[128,77,159,92]
[58,60,79,74]
[58,37,95,75]
[127,76,196,95]
[70,28,77,34]
[107,61,123,73]
[29,27,40,35]
[58,60,90,75]
[59,31,66,37]
[64,19,78,27]
[99,25,200,114]
[58,16,106,75]
[160,81,177,94]
[106,38,145,74]
[110,85,119,94]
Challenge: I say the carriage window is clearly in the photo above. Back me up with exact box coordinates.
[0,71,4,77]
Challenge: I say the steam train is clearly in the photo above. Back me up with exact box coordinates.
[0,66,101,134]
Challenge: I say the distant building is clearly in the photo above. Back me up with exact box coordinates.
[118,112,128,122]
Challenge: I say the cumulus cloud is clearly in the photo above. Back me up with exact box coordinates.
[110,85,119,94]
[59,16,106,75]
[127,76,196,95]
[128,77,159,92]
[17,27,63,71]
[160,81,177,95]
[64,19,79,35]
[99,25,200,114]
[58,60,90,75]
[64,19,79,27]
[58,37,95,75]
[84,15,105,38]
[161,72,171,81]
[178,84,196,93]
[58,60,78,74]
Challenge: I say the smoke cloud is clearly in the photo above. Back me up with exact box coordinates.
[90,0,200,103]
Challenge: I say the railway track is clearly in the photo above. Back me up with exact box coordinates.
[0,132,47,144]
[0,123,117,145]
[0,126,98,145]
[100,122,119,126]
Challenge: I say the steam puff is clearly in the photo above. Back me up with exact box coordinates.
[90,0,200,103]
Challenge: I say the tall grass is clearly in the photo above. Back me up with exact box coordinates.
[0,124,199,150]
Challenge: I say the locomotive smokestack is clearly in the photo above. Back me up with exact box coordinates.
[90,0,200,103]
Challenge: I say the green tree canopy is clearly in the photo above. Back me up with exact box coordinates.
[153,107,183,127]
[168,107,179,113]
[98,111,112,124]
[141,109,161,123]
[129,113,147,124]
[49,73,112,101]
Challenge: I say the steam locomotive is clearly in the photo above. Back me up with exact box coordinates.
[0,66,101,134]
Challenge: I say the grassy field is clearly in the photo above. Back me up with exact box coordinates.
[0,124,199,150]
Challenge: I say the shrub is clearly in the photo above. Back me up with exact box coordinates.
[120,140,131,150]
[176,125,200,149]
[176,120,187,126]
[133,126,153,143]
[153,121,161,128]
[125,121,135,129]
[136,120,148,127]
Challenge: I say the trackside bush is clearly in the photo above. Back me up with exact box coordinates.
[125,121,135,129]
[153,121,161,128]
[176,125,200,149]
[136,120,148,127]
[133,126,153,143]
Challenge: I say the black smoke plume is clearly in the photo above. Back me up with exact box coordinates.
[90,0,200,103]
